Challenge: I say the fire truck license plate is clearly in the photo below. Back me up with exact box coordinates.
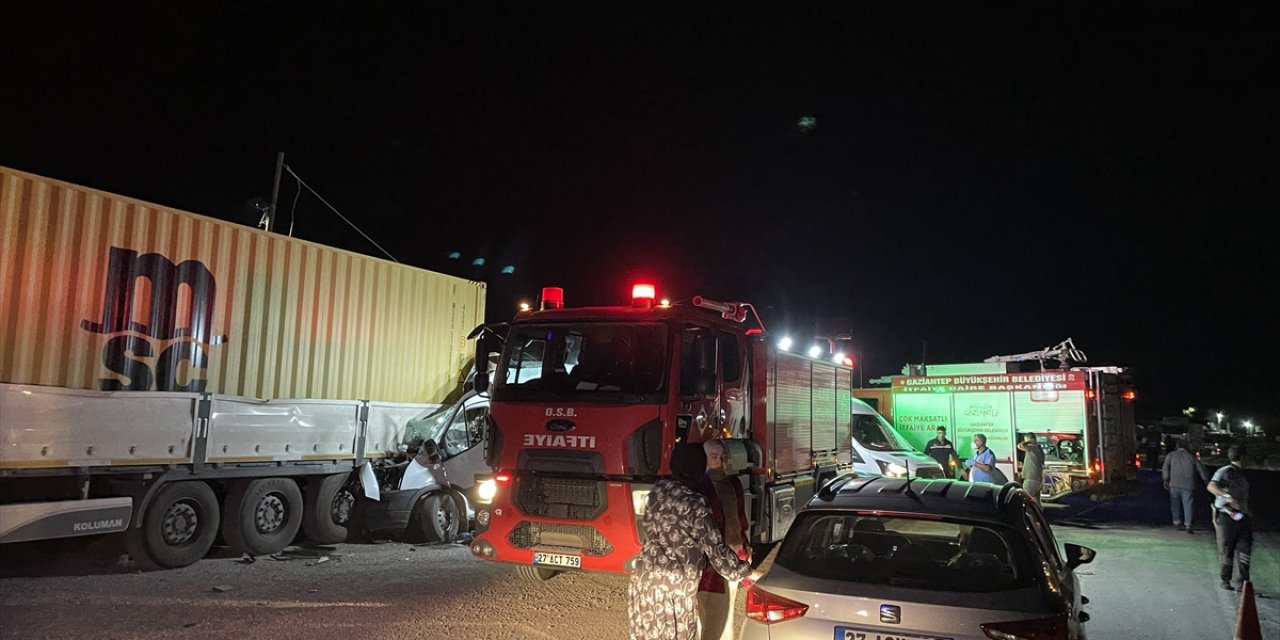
[532,552,582,569]
[835,628,950,640]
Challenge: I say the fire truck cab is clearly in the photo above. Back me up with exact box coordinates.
[468,286,854,580]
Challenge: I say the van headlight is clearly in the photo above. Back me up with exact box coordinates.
[477,479,498,503]
[631,488,652,515]
[877,460,907,477]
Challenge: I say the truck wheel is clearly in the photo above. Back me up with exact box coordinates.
[515,565,560,581]
[414,493,461,543]
[124,481,220,570]
[302,473,353,544]
[222,478,304,556]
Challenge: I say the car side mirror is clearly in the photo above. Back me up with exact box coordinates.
[1064,543,1096,569]
[420,439,444,465]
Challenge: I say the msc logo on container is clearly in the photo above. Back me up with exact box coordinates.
[82,246,228,392]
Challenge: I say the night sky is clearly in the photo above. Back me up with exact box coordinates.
[3,5,1274,426]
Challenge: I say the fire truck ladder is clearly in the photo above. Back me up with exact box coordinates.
[982,338,1088,367]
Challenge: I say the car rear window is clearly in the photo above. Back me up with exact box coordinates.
[776,513,1036,593]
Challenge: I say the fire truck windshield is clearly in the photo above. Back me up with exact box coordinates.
[492,323,669,403]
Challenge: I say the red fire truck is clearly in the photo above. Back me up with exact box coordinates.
[467,285,855,579]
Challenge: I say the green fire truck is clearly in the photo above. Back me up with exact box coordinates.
[854,340,1138,501]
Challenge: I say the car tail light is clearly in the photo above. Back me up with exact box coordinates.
[744,586,808,624]
[981,613,1069,640]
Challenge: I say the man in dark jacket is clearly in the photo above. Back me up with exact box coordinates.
[925,427,960,478]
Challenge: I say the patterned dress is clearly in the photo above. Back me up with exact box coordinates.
[627,479,752,640]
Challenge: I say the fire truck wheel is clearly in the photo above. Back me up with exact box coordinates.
[415,492,461,543]
[515,565,561,581]
[301,473,353,544]
[222,478,304,556]
[124,481,220,570]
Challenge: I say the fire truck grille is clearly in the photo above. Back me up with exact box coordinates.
[515,476,606,520]
[508,521,614,556]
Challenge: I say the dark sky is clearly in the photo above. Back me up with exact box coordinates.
[3,5,1275,425]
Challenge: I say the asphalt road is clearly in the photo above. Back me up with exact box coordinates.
[2,471,1275,640]
[0,539,630,640]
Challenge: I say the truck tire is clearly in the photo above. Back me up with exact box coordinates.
[123,481,220,570]
[301,473,353,544]
[222,478,304,556]
[515,565,560,581]
[414,492,461,543]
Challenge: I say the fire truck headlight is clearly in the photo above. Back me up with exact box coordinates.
[477,510,491,527]
[477,479,498,503]
[631,488,651,516]
[470,540,498,558]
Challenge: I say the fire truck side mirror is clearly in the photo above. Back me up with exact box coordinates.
[695,372,716,396]
[474,340,493,394]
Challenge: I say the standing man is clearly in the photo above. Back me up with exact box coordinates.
[1162,439,1209,533]
[964,434,997,483]
[1208,445,1252,591]
[697,439,749,640]
[1016,433,1046,504]
[925,427,961,478]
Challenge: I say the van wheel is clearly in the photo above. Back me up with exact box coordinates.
[124,481,220,570]
[302,473,353,544]
[516,565,560,581]
[414,493,461,543]
[222,478,304,556]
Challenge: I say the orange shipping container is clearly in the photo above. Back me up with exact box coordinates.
[0,167,485,404]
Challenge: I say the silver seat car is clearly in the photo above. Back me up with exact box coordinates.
[741,476,1094,640]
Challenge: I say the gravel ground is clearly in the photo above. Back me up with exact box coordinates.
[0,537,631,640]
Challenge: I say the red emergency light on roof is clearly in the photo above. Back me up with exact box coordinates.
[631,283,656,308]
[540,287,564,310]
[1122,390,1137,401]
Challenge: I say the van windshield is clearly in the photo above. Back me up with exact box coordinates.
[854,413,910,451]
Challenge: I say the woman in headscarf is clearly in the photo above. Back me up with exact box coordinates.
[627,443,753,640]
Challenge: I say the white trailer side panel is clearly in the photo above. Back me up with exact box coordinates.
[206,396,363,463]
[0,383,197,469]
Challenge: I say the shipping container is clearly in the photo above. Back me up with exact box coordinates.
[0,167,485,404]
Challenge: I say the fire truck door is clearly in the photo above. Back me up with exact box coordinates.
[679,326,719,441]
[718,331,747,439]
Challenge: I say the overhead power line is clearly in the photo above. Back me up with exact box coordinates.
[283,165,400,263]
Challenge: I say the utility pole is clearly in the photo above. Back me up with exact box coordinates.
[263,151,285,233]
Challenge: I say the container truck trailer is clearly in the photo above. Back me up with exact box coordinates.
[0,167,485,568]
